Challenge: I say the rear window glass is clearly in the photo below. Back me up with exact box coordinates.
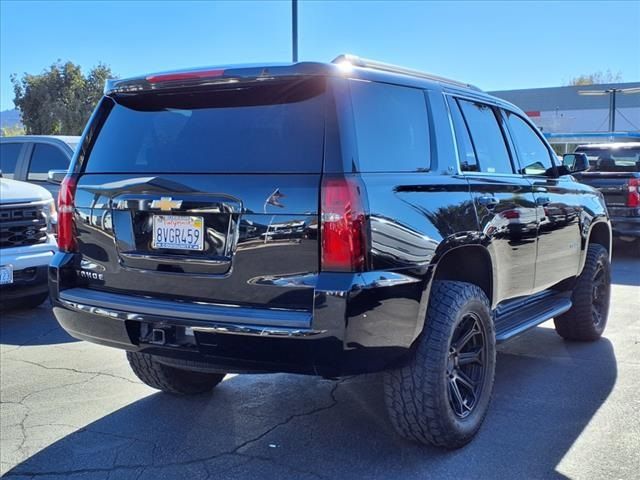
[350,81,430,172]
[449,99,478,172]
[84,78,326,174]
[28,143,70,180]
[575,146,640,172]
[0,143,22,176]
[457,99,513,175]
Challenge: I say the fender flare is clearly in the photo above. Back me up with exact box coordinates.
[578,216,612,276]
[412,237,496,341]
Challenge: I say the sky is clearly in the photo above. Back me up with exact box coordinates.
[1,0,639,111]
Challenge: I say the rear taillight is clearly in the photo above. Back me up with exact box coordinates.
[320,177,368,272]
[627,178,640,207]
[502,209,520,219]
[57,175,78,252]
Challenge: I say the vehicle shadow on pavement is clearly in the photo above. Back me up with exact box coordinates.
[0,303,78,347]
[611,240,640,286]
[4,330,617,480]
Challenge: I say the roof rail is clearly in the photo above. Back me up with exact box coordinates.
[331,54,482,92]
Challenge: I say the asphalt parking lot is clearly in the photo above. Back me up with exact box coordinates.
[1,243,638,480]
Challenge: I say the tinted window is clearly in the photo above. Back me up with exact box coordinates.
[575,146,640,172]
[85,78,326,173]
[0,143,23,177]
[505,112,552,175]
[350,81,430,172]
[457,99,513,174]
[28,143,70,180]
[449,99,478,172]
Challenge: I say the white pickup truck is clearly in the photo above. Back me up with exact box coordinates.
[0,177,58,309]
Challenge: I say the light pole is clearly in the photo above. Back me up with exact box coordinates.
[578,87,640,132]
[292,0,298,62]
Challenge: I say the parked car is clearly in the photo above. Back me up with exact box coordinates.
[564,143,640,249]
[49,55,612,448]
[0,135,80,199]
[0,177,58,309]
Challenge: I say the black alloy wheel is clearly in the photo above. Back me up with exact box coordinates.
[447,312,488,418]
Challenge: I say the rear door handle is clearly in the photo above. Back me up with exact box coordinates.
[478,195,499,208]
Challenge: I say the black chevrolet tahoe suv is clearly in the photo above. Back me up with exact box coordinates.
[50,55,612,448]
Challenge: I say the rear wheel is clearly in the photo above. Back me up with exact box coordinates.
[127,352,225,395]
[554,243,611,341]
[383,281,496,448]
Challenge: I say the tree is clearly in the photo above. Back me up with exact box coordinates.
[567,70,623,86]
[11,61,113,135]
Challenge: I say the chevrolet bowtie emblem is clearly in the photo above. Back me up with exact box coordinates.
[151,197,183,211]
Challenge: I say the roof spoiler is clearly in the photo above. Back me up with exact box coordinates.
[102,55,482,95]
[103,63,332,96]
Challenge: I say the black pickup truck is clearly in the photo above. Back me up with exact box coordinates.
[49,55,612,449]
[566,143,640,248]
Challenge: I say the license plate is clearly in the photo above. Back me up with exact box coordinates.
[0,265,13,285]
[152,215,204,251]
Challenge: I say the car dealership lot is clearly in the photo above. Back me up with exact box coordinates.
[1,244,638,480]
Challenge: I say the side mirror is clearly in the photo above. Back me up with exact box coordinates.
[562,153,589,173]
[47,169,67,184]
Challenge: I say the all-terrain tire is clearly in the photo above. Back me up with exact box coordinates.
[383,281,496,449]
[127,351,225,395]
[554,243,611,341]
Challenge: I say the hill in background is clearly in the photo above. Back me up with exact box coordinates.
[1,108,22,129]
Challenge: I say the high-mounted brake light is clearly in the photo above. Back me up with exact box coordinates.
[57,175,78,252]
[628,178,640,208]
[146,69,225,83]
[321,177,369,272]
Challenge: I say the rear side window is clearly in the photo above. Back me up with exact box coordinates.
[505,111,552,175]
[28,143,70,180]
[449,99,478,172]
[457,99,513,174]
[0,143,23,177]
[350,81,430,172]
[84,78,326,174]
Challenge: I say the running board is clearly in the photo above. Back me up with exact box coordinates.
[494,294,572,343]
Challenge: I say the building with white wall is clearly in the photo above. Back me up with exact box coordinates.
[490,82,640,133]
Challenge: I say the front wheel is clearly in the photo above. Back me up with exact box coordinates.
[554,243,611,341]
[383,281,496,448]
[127,352,225,395]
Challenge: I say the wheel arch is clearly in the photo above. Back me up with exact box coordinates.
[580,218,612,275]
[410,243,496,344]
[430,244,495,307]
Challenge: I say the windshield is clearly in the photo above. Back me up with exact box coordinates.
[575,146,640,172]
[83,78,326,174]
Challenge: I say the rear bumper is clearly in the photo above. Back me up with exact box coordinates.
[611,215,640,238]
[1,241,55,302]
[1,265,49,301]
[50,253,427,376]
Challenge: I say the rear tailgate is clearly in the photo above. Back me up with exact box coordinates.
[71,77,328,311]
[573,172,636,207]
